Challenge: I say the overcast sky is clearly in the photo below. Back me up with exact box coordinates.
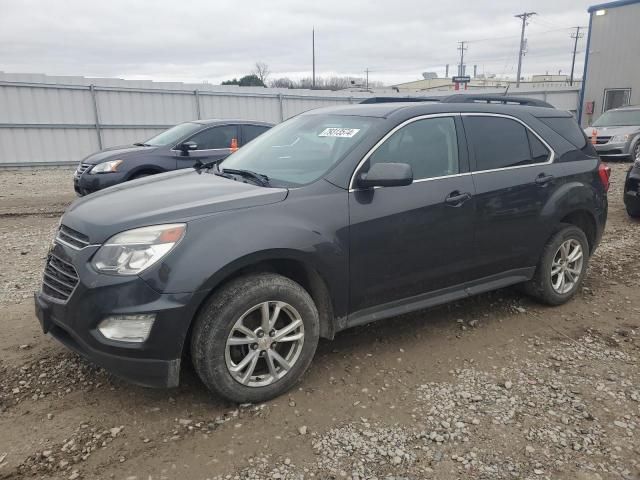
[0,0,594,86]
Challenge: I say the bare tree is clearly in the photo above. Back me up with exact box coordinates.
[269,77,294,89]
[253,62,271,85]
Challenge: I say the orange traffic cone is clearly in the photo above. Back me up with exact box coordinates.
[230,138,238,152]
[591,130,597,145]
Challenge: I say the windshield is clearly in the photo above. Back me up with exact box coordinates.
[220,115,378,187]
[593,110,640,127]
[143,122,202,146]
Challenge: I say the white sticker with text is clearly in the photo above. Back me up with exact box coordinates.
[318,127,360,138]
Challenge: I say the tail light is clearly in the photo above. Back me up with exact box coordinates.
[598,163,611,192]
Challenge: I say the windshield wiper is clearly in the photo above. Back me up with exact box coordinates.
[193,159,220,171]
[221,168,270,187]
[133,142,152,146]
[212,164,269,186]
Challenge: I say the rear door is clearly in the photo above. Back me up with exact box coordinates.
[174,125,239,168]
[462,114,556,279]
[348,115,477,315]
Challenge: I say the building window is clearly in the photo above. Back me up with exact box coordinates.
[603,88,631,112]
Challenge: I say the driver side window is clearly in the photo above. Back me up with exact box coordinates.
[368,117,459,180]
[187,125,237,150]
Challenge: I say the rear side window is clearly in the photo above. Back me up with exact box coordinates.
[242,125,270,144]
[537,117,587,149]
[464,116,550,171]
[368,117,459,180]
[188,125,237,150]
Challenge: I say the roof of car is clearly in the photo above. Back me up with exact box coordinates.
[192,119,274,126]
[612,105,640,111]
[303,102,573,119]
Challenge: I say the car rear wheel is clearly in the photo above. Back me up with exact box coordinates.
[626,203,640,218]
[632,142,640,163]
[523,225,590,306]
[191,273,319,403]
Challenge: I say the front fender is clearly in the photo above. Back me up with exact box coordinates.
[140,184,350,320]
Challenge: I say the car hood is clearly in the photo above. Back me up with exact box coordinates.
[63,169,288,243]
[584,125,640,137]
[81,145,159,165]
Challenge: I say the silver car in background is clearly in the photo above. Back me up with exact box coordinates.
[584,106,640,161]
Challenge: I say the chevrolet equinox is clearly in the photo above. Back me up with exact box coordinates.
[35,102,609,403]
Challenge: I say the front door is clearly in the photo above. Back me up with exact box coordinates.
[348,115,476,315]
[175,125,239,168]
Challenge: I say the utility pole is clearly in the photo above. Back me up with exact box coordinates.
[457,41,467,76]
[569,26,585,86]
[515,12,536,87]
[312,28,316,89]
[365,68,369,89]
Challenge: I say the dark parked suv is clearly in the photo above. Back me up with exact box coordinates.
[35,102,609,402]
[73,119,272,195]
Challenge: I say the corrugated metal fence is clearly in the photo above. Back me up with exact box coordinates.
[0,72,581,167]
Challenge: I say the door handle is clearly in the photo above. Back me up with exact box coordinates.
[444,191,472,206]
[535,173,554,186]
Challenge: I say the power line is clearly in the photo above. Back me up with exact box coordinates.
[515,12,536,87]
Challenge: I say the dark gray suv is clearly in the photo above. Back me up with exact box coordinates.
[35,102,609,403]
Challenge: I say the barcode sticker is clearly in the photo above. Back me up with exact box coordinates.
[318,128,360,138]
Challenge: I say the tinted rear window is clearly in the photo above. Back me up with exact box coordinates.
[538,117,587,149]
[464,116,549,171]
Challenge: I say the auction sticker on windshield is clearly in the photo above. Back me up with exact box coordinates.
[318,128,360,138]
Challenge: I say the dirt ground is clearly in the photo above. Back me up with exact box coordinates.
[0,163,638,480]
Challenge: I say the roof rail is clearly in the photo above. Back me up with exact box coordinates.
[440,94,554,108]
[360,94,555,108]
[359,96,442,104]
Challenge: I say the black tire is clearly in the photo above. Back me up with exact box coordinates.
[191,273,319,403]
[523,224,590,306]
[626,203,640,218]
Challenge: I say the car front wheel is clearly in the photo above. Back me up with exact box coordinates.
[523,225,590,306]
[191,273,320,403]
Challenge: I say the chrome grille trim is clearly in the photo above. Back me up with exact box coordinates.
[75,162,92,175]
[56,225,90,250]
[41,253,79,303]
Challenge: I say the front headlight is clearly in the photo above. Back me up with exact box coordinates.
[90,159,123,174]
[611,134,630,143]
[92,224,186,275]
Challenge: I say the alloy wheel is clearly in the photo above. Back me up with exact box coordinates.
[550,239,584,294]
[225,301,305,387]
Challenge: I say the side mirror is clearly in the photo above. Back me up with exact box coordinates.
[180,141,198,153]
[357,162,413,188]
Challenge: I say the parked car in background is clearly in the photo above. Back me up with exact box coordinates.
[624,157,640,217]
[584,105,640,161]
[73,120,273,195]
[36,102,608,403]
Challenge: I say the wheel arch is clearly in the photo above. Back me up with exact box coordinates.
[190,250,339,342]
[125,165,165,180]
[558,209,598,254]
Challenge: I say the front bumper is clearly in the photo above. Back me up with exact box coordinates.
[594,141,631,158]
[34,241,199,388]
[74,172,127,196]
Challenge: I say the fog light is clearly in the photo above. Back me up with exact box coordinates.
[98,314,156,342]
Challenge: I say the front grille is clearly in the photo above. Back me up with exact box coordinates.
[42,254,79,302]
[595,136,612,145]
[57,225,90,249]
[76,162,92,175]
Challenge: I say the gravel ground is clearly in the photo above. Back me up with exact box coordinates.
[0,162,638,480]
